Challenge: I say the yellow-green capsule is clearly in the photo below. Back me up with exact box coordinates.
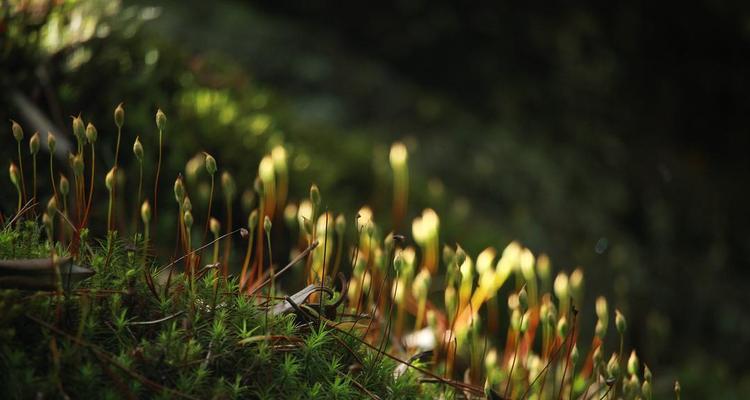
[205,153,217,176]
[155,109,166,131]
[72,115,85,143]
[455,245,467,267]
[105,168,116,191]
[43,212,53,235]
[183,210,193,229]
[627,350,639,376]
[389,142,408,169]
[85,123,97,143]
[310,184,321,208]
[616,309,627,335]
[47,132,56,153]
[47,197,57,216]
[11,120,23,142]
[606,353,620,379]
[133,136,143,161]
[114,103,124,129]
[393,252,405,273]
[210,217,221,236]
[596,296,609,325]
[141,200,151,223]
[72,154,84,177]
[29,132,40,154]
[59,175,70,196]
[9,162,20,187]
[174,176,185,203]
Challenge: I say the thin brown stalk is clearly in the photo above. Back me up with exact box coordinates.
[319,212,329,315]
[82,144,96,226]
[221,197,233,270]
[557,308,578,400]
[598,384,614,400]
[153,126,163,221]
[355,230,374,316]
[248,240,319,296]
[31,152,37,205]
[376,271,398,363]
[17,141,27,204]
[156,228,245,276]
[126,311,184,326]
[520,314,574,400]
[49,152,58,203]
[504,332,522,398]
[202,175,215,244]
[239,227,255,291]
[338,371,379,400]
[250,199,265,289]
[333,324,486,397]
[5,198,37,228]
[360,238,391,338]
[330,226,345,280]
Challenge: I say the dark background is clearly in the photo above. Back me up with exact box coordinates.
[2,0,750,396]
[219,3,750,394]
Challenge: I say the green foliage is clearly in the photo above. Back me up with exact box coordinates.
[0,221,55,259]
[0,231,432,398]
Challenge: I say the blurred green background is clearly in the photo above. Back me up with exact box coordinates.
[2,0,750,397]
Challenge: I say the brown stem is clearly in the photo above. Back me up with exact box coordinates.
[153,128,163,221]
[202,175,214,246]
[82,144,95,227]
[17,142,27,204]
[221,199,233,274]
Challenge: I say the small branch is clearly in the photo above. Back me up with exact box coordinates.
[126,311,184,326]
[156,228,246,276]
[332,324,487,397]
[55,208,78,233]
[5,198,38,227]
[247,240,319,296]
[338,371,380,400]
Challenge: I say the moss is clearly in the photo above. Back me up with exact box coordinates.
[1,110,654,399]
[0,228,432,399]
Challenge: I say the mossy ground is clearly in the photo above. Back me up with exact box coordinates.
[0,100,657,399]
[0,222,431,399]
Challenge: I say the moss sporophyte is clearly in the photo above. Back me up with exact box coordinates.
[0,108,659,399]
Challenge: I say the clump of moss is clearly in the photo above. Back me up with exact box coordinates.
[1,109,661,399]
[0,229,427,399]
